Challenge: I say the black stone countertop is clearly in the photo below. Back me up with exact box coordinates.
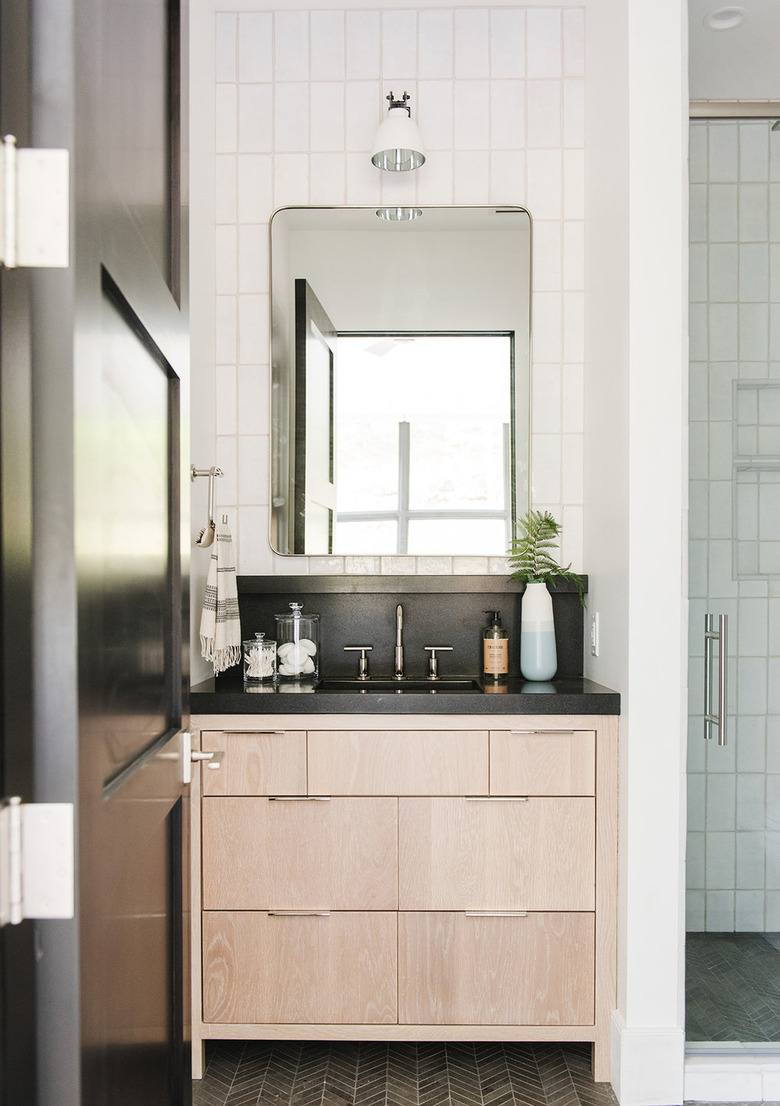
[190,672,620,716]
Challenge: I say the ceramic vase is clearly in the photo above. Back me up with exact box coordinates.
[520,581,557,681]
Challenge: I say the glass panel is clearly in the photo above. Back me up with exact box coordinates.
[334,333,512,555]
[407,519,507,555]
[333,519,398,554]
[335,419,399,511]
[334,333,401,518]
[686,118,780,1052]
[409,420,506,511]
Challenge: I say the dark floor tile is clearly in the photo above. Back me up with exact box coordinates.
[687,931,780,1042]
[196,1040,625,1106]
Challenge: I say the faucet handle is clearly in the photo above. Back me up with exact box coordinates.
[344,645,373,680]
[424,645,453,680]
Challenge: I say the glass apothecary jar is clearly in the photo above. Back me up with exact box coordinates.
[243,632,277,685]
[274,602,320,680]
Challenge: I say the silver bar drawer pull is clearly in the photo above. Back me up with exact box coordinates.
[466,796,529,802]
[465,911,528,918]
[267,911,330,917]
[268,796,331,802]
[220,730,286,736]
[704,613,728,747]
[509,730,575,736]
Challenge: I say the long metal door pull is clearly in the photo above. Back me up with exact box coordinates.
[704,613,728,746]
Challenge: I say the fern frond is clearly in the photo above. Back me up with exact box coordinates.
[507,509,585,606]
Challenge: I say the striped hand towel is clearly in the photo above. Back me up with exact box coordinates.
[199,520,241,674]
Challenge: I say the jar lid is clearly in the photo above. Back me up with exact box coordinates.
[275,601,319,621]
[243,631,276,647]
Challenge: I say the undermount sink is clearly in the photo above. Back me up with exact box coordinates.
[315,677,483,693]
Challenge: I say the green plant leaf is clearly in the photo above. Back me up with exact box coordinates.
[507,509,585,606]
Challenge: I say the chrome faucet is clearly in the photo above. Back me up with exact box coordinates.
[394,604,404,679]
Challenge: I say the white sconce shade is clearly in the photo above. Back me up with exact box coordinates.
[371,91,425,172]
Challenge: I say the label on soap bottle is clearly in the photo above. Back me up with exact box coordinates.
[483,639,508,675]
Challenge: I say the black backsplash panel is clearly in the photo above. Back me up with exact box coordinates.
[234,575,586,682]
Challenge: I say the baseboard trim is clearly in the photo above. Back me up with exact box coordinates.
[610,1012,685,1105]
[684,1049,780,1102]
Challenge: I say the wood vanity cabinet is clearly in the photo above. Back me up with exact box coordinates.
[190,714,617,1084]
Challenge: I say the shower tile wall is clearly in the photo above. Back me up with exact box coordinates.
[210,7,586,574]
[688,119,780,933]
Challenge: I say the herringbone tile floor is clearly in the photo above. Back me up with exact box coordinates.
[686,932,780,1042]
[192,1041,619,1106]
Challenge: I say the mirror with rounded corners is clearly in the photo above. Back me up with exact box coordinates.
[270,205,531,557]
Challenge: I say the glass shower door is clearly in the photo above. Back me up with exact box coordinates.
[686,116,780,1046]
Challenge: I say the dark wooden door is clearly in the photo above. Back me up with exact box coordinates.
[294,279,337,553]
[0,0,37,1100]
[0,0,191,1096]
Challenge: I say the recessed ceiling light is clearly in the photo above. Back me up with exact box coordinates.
[703,6,746,30]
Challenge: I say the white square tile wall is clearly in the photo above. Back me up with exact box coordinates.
[210,6,585,575]
[688,120,780,932]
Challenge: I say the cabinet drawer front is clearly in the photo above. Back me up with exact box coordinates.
[399,912,594,1025]
[204,911,397,1024]
[490,730,595,796]
[201,731,306,796]
[399,797,594,911]
[308,730,488,795]
[202,797,398,910]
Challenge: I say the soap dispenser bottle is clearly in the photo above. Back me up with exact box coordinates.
[483,610,509,680]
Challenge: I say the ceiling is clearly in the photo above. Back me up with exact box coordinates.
[689,0,780,101]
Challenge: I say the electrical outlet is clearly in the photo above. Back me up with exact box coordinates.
[590,612,600,657]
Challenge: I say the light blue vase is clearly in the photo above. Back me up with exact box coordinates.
[519,581,558,681]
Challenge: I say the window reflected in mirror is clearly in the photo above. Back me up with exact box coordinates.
[335,334,513,555]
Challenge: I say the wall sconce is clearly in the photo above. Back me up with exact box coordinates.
[376,206,423,221]
[371,91,426,172]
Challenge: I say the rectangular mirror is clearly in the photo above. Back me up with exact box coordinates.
[270,205,531,557]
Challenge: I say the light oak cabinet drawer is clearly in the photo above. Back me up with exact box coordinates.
[203,911,397,1024]
[201,731,306,796]
[308,730,488,795]
[490,730,595,796]
[399,911,594,1025]
[399,797,594,911]
[202,797,398,910]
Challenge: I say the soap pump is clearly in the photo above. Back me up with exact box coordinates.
[483,610,509,680]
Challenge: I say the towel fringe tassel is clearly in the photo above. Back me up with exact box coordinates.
[200,637,241,675]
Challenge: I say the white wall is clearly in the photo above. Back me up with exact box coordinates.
[583,0,688,1103]
[283,225,529,332]
[194,2,587,589]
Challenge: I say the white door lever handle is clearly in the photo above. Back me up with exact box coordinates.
[191,750,225,770]
[178,732,225,785]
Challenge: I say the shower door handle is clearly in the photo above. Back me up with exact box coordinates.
[704,614,728,746]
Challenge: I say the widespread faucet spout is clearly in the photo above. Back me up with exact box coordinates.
[394,604,404,679]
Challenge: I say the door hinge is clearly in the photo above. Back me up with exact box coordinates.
[0,134,69,269]
[0,798,75,926]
